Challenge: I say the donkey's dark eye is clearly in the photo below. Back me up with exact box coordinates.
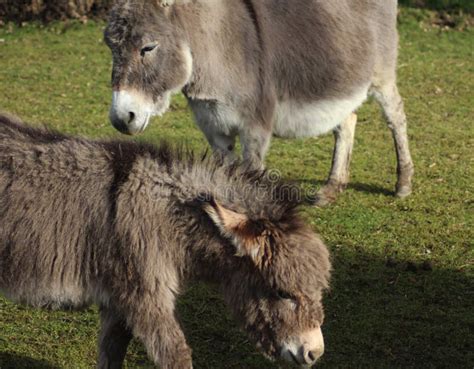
[140,42,159,57]
[276,290,293,300]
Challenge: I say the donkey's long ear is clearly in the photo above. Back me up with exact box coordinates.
[203,200,268,262]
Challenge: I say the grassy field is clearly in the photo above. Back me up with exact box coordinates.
[399,0,474,12]
[0,8,473,369]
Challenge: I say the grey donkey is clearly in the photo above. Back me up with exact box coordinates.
[0,114,331,368]
[105,0,414,206]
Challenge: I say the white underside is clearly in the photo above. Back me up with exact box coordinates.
[1,284,110,310]
[273,85,369,138]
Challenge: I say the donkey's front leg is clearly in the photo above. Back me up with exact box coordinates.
[315,113,357,207]
[98,306,133,369]
[130,302,193,369]
[240,125,272,170]
[205,130,237,159]
[196,120,238,166]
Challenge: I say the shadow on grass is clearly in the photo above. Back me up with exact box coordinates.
[167,251,473,369]
[296,179,394,203]
[347,182,394,197]
[321,251,473,368]
[0,352,59,369]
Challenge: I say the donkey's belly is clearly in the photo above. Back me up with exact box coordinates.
[273,86,369,139]
[0,282,94,310]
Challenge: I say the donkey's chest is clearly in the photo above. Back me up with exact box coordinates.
[273,87,369,139]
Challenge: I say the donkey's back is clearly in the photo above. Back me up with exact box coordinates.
[265,0,399,101]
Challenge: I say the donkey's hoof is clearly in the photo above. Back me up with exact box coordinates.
[313,186,339,207]
[313,195,334,207]
[395,185,412,198]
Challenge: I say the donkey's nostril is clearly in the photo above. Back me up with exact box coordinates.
[128,112,136,124]
[304,348,322,365]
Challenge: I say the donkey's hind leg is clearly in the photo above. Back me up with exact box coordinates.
[315,113,357,207]
[98,306,133,369]
[372,81,414,197]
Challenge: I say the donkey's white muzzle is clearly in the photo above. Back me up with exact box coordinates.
[109,90,169,135]
[281,327,325,367]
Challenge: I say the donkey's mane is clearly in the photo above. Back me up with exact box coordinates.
[0,113,302,225]
[104,139,303,224]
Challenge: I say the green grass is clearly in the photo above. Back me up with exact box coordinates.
[400,0,474,12]
[0,9,473,369]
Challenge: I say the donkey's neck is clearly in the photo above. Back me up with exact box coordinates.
[173,2,252,99]
[189,219,260,296]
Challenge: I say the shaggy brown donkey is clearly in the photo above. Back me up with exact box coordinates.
[0,114,331,369]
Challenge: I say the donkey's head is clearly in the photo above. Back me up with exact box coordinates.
[104,0,192,134]
[203,199,331,367]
